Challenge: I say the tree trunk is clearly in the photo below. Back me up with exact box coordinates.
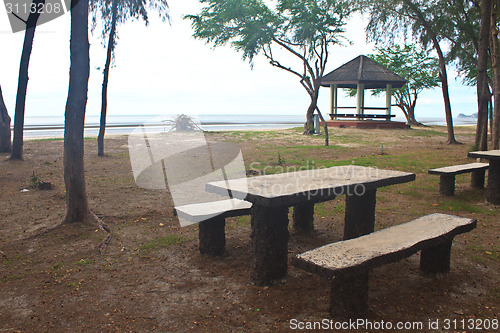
[404,0,458,142]
[303,82,321,135]
[303,98,316,135]
[62,0,91,224]
[477,0,492,151]
[491,0,500,149]
[97,0,118,156]
[0,85,11,153]
[10,0,45,160]
[315,106,329,146]
[435,48,458,144]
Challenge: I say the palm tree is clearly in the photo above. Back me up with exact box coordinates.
[90,0,170,156]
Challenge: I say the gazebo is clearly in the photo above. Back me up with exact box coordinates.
[321,55,408,129]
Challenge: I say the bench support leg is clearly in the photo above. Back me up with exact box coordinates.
[471,169,486,189]
[420,240,452,274]
[292,203,314,233]
[344,189,376,240]
[439,175,455,196]
[486,160,500,205]
[330,271,369,318]
[199,216,226,256]
[250,204,289,286]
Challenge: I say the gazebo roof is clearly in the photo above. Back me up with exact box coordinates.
[321,55,406,89]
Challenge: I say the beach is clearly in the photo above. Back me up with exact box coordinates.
[18,114,478,138]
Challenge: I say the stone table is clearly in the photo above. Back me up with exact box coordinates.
[206,165,416,286]
[468,150,500,204]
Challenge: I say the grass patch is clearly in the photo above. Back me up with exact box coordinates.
[137,234,191,252]
[468,244,500,263]
[438,199,492,214]
[405,128,447,137]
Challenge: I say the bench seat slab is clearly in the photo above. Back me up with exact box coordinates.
[175,199,252,223]
[428,162,489,175]
[292,213,476,279]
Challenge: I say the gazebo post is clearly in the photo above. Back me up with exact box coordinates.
[334,84,338,119]
[356,83,365,119]
[386,83,392,121]
[330,84,338,120]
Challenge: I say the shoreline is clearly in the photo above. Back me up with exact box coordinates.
[16,116,477,140]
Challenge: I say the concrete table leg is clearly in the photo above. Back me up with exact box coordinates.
[292,202,315,233]
[330,271,369,318]
[486,160,500,205]
[344,189,377,240]
[420,240,452,274]
[439,175,455,196]
[199,216,225,256]
[471,169,486,189]
[250,204,289,286]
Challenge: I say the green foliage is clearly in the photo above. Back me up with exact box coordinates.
[370,45,440,95]
[186,0,350,62]
[90,0,170,55]
[186,0,353,129]
[277,152,286,166]
[348,44,439,123]
[30,171,41,188]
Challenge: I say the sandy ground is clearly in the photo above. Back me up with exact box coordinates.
[0,126,499,332]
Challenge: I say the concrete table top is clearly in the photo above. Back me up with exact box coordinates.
[468,150,500,160]
[206,165,415,207]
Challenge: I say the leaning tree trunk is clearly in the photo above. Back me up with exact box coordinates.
[435,47,458,144]
[491,0,500,149]
[407,96,424,126]
[0,85,12,153]
[97,0,118,156]
[303,85,320,135]
[315,106,329,146]
[10,0,45,160]
[62,0,91,224]
[477,0,492,151]
[303,101,316,135]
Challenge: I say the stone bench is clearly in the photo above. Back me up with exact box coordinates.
[428,163,489,196]
[291,213,477,318]
[328,113,396,121]
[175,199,252,256]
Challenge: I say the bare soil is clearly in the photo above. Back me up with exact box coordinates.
[0,126,498,332]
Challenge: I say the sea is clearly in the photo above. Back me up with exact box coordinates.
[18,114,478,138]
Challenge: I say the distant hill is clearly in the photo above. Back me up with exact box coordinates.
[458,113,478,119]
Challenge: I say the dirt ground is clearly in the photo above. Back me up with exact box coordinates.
[0,126,499,332]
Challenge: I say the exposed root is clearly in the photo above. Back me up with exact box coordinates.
[90,211,112,255]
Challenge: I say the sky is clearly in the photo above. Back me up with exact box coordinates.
[0,0,478,124]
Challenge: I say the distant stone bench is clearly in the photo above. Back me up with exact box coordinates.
[291,213,477,318]
[428,163,489,196]
[175,199,252,256]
